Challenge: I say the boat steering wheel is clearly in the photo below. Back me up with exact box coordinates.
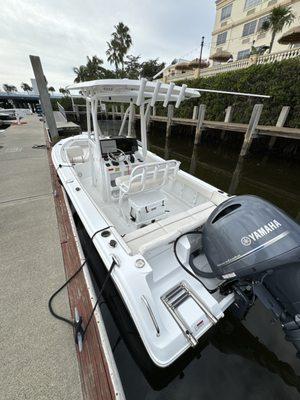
[108,148,126,162]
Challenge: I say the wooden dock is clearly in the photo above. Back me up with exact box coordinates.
[47,127,125,400]
[54,110,82,135]
[0,115,124,400]
[98,103,300,159]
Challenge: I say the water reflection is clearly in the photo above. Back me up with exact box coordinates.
[189,144,199,176]
[110,312,300,394]
[228,155,245,195]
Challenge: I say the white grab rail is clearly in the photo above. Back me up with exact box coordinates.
[117,160,180,209]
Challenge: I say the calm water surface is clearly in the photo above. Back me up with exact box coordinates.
[83,122,300,400]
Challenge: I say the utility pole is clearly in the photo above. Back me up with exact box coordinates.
[199,36,205,68]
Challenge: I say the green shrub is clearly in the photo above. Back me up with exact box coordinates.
[172,58,300,128]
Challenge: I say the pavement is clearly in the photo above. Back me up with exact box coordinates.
[0,116,83,400]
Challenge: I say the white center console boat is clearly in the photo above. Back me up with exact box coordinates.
[52,79,300,368]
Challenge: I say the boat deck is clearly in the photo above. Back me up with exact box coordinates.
[0,116,122,400]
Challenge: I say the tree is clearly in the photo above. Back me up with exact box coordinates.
[21,82,32,93]
[140,59,166,80]
[124,55,141,79]
[106,38,122,76]
[106,22,132,76]
[73,55,115,83]
[48,86,55,95]
[59,88,69,96]
[73,65,88,83]
[260,5,295,53]
[113,22,132,74]
[3,84,17,93]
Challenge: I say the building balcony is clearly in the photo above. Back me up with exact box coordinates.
[163,48,300,82]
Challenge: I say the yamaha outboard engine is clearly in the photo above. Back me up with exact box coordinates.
[202,195,300,357]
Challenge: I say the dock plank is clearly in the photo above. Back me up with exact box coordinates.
[47,133,116,400]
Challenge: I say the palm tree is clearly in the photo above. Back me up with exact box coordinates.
[73,65,88,83]
[3,84,17,93]
[85,56,108,80]
[112,22,132,73]
[74,56,115,82]
[260,5,295,53]
[48,86,55,95]
[59,88,69,96]
[21,82,32,93]
[106,38,122,75]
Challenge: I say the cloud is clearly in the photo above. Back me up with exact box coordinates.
[0,0,215,90]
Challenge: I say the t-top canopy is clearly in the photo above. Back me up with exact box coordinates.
[67,78,200,108]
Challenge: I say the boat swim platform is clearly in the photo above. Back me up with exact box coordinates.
[0,115,124,400]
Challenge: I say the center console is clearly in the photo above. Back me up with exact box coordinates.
[100,137,144,197]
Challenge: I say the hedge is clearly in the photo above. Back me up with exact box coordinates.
[173,58,300,128]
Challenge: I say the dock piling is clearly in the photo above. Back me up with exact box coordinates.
[192,106,198,120]
[166,104,174,138]
[221,105,234,139]
[224,106,234,123]
[194,104,206,145]
[239,103,263,157]
[268,106,290,150]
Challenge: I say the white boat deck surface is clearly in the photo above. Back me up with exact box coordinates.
[0,116,83,400]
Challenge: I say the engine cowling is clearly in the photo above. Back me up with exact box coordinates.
[202,195,300,358]
[202,195,300,280]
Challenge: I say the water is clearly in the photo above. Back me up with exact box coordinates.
[78,120,300,399]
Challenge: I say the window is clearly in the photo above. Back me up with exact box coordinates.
[216,31,227,46]
[257,15,270,31]
[237,49,251,60]
[242,20,257,36]
[244,0,261,10]
[221,4,232,21]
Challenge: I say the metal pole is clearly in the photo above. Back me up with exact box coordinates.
[29,55,58,139]
[199,36,205,68]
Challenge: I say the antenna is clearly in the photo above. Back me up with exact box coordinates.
[192,88,271,98]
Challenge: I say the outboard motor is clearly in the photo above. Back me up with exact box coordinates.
[202,195,300,357]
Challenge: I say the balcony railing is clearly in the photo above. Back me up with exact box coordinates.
[164,48,300,82]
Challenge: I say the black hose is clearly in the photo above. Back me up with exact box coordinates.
[48,259,117,345]
[173,231,220,294]
[82,260,116,337]
[48,260,86,327]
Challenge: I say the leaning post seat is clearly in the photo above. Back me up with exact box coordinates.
[116,160,180,207]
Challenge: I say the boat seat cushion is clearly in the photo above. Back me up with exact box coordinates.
[124,201,216,255]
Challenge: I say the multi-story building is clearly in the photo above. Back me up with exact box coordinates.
[210,0,300,62]
[156,0,300,82]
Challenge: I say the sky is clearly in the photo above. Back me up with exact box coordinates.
[0,0,215,91]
